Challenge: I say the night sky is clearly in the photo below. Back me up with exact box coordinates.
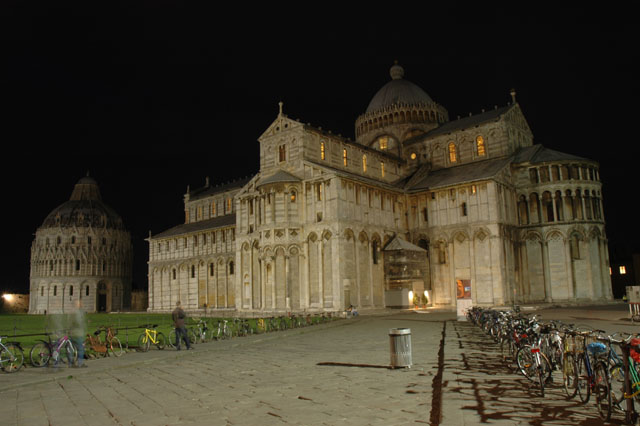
[2,4,637,293]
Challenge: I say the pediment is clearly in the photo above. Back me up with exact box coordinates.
[259,109,305,141]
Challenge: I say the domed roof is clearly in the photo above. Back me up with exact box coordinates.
[40,175,126,230]
[365,63,433,113]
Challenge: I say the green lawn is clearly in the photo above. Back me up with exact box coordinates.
[0,313,176,350]
[1,312,337,359]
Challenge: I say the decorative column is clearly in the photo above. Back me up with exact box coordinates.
[285,254,290,310]
[542,240,552,302]
[318,238,324,309]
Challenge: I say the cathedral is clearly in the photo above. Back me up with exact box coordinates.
[29,175,133,314]
[146,64,612,314]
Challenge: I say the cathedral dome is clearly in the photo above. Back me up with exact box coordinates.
[365,63,434,113]
[40,175,126,230]
[355,63,448,146]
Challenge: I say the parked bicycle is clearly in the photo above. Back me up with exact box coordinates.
[85,326,124,357]
[30,331,77,367]
[137,324,166,352]
[168,324,197,348]
[0,335,24,373]
[192,319,212,343]
[213,319,232,340]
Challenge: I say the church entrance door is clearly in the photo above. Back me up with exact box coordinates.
[97,282,108,312]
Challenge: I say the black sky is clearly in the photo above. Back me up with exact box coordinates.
[2,4,638,293]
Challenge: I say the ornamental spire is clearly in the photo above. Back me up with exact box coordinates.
[390,61,404,80]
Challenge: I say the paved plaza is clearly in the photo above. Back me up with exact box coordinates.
[1,303,638,425]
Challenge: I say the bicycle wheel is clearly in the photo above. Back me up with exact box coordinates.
[594,361,612,421]
[108,337,124,357]
[167,329,177,348]
[516,346,536,382]
[137,333,150,352]
[1,343,24,373]
[155,332,166,350]
[59,341,77,365]
[30,341,51,367]
[609,362,625,406]
[536,352,553,397]
[500,338,515,366]
[562,353,578,399]
[204,328,214,342]
[188,329,197,345]
[576,355,591,403]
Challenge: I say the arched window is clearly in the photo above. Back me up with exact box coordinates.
[343,148,348,166]
[542,191,554,222]
[290,190,297,202]
[227,198,232,213]
[555,191,564,221]
[380,162,385,177]
[378,136,388,150]
[229,261,235,275]
[191,265,195,278]
[69,285,73,296]
[86,285,90,296]
[476,135,486,156]
[448,142,457,163]
[53,285,57,296]
[211,201,216,217]
[279,144,286,162]
[362,155,367,172]
[209,263,214,276]
[172,269,177,280]
[320,142,325,160]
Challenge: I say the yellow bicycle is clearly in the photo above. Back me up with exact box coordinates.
[137,324,166,352]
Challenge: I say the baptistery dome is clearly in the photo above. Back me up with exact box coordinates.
[41,176,126,230]
[29,175,132,314]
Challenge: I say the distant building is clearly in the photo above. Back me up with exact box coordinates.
[609,253,640,298]
[1,294,29,313]
[29,176,133,314]
[147,64,612,314]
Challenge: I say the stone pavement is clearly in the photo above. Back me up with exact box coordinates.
[1,303,637,426]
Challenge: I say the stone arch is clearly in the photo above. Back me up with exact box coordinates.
[452,230,470,244]
[541,191,554,222]
[344,228,355,241]
[473,227,491,242]
[544,229,565,242]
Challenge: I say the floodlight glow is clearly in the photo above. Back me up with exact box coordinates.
[2,294,13,302]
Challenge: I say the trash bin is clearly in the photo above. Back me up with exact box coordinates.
[389,328,412,368]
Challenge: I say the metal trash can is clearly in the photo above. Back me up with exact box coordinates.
[389,328,412,368]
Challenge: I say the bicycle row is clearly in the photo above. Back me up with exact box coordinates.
[0,312,341,372]
[466,306,640,425]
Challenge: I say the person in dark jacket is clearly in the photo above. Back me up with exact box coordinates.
[171,301,192,350]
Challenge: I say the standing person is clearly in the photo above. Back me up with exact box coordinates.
[70,308,87,367]
[172,301,192,350]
